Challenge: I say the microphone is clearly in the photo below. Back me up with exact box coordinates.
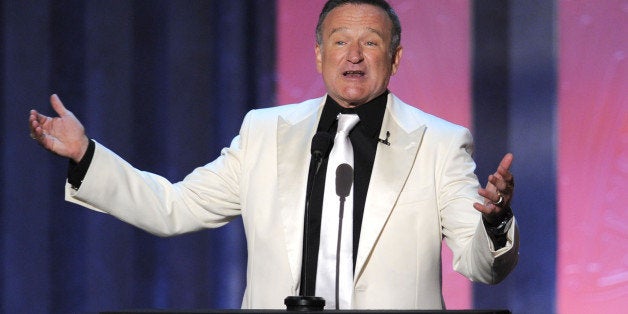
[311,132,334,173]
[335,163,353,200]
[377,131,391,146]
[334,163,353,309]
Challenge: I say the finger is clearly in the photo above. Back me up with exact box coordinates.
[28,109,46,133]
[29,110,38,129]
[478,187,501,204]
[30,108,51,125]
[488,174,507,192]
[473,202,489,215]
[493,154,514,185]
[32,121,44,135]
[50,94,69,117]
[28,110,49,145]
[477,188,491,201]
[30,126,46,144]
[488,176,512,203]
[29,119,39,136]
[473,201,497,216]
[498,153,514,172]
[495,174,514,196]
[29,124,38,139]
[496,164,513,181]
[485,174,498,192]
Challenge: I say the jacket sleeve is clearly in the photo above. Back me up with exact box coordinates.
[64,112,255,237]
[438,127,519,284]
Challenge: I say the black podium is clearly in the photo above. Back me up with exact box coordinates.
[101,310,510,314]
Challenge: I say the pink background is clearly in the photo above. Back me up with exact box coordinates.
[557,0,628,313]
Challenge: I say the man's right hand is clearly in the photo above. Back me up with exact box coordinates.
[29,94,90,163]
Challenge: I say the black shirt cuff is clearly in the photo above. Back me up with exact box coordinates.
[486,224,510,249]
[482,206,514,249]
[67,139,95,190]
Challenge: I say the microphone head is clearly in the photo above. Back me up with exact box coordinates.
[335,163,354,198]
[311,132,334,159]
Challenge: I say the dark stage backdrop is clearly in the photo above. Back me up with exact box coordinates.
[1,1,274,312]
[3,1,627,314]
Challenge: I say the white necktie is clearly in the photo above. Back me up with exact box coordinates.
[316,113,359,309]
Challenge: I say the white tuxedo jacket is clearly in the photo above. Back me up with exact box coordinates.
[66,94,518,310]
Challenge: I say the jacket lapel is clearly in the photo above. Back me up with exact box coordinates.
[354,95,427,281]
[276,97,325,288]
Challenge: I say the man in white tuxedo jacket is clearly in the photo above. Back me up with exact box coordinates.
[29,0,519,310]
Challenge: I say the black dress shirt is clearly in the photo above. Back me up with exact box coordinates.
[300,91,388,296]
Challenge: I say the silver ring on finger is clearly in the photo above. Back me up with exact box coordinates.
[492,193,505,207]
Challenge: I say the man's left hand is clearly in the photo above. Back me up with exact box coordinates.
[473,153,515,225]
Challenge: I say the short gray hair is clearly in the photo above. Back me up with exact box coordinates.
[315,0,402,55]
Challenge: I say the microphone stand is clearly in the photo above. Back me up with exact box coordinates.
[284,133,331,311]
[335,193,346,310]
[334,163,353,310]
[302,149,324,297]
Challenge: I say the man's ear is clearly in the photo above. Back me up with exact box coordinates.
[391,45,403,75]
[315,44,323,74]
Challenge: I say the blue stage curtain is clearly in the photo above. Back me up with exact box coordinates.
[1,0,275,312]
[472,1,557,313]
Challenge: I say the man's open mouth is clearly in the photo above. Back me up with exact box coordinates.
[343,70,365,77]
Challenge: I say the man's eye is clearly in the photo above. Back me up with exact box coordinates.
[366,41,377,46]
[336,41,346,46]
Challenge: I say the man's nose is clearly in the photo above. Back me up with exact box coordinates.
[346,43,364,63]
